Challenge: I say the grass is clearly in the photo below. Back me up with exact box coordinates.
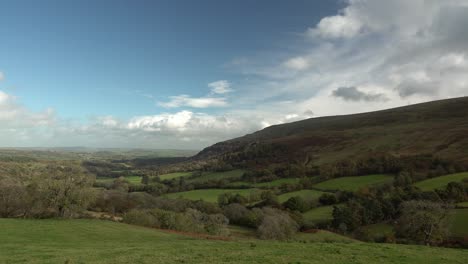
[253,178,301,187]
[96,176,142,184]
[1,218,467,263]
[164,189,257,203]
[314,174,393,192]
[278,189,328,203]
[159,172,193,180]
[294,230,356,243]
[302,205,335,224]
[450,208,468,237]
[189,170,245,183]
[456,202,468,208]
[359,223,395,241]
[414,172,468,191]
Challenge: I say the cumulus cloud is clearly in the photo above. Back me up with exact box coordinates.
[332,86,388,102]
[208,80,233,94]
[158,95,228,108]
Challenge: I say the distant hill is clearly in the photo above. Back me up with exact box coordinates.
[192,97,468,170]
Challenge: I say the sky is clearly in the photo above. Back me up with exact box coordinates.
[1,0,468,149]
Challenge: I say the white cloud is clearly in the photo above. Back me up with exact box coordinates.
[0,72,4,81]
[158,95,228,108]
[308,13,362,39]
[283,57,309,71]
[208,80,233,94]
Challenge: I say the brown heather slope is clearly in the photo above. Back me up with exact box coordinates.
[192,97,468,167]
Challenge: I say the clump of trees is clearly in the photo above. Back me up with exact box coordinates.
[0,163,95,218]
[123,208,229,235]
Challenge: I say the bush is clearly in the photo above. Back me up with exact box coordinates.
[283,196,308,212]
[257,208,299,240]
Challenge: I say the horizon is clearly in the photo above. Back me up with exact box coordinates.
[1,0,468,149]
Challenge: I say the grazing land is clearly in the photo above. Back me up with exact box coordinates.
[278,189,328,203]
[188,170,245,183]
[96,175,142,184]
[159,172,193,180]
[253,178,301,187]
[450,209,468,237]
[302,205,335,224]
[164,188,257,203]
[1,219,467,264]
[414,172,468,191]
[313,174,393,192]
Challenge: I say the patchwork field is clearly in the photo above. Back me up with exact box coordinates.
[96,176,142,184]
[164,188,257,203]
[1,219,467,264]
[450,209,468,237]
[188,170,245,183]
[278,189,328,203]
[314,174,393,192]
[302,205,335,225]
[414,172,468,191]
[159,172,193,180]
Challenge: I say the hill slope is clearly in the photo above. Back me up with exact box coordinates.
[1,219,467,263]
[193,97,468,168]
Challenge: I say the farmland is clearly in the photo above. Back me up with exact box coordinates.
[313,174,393,192]
[164,189,257,203]
[278,189,328,203]
[0,218,467,264]
[414,172,468,191]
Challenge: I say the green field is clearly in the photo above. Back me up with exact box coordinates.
[314,174,393,192]
[294,230,357,243]
[450,209,468,237]
[1,219,467,264]
[456,202,468,208]
[189,170,245,183]
[302,205,335,224]
[414,172,468,191]
[96,176,142,184]
[253,178,301,188]
[278,189,328,203]
[164,188,256,203]
[159,172,193,180]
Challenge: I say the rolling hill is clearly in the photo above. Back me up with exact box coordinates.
[191,97,468,169]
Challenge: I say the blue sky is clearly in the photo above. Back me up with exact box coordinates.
[0,0,467,149]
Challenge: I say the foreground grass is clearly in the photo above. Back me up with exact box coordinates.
[278,189,327,203]
[1,219,467,264]
[414,172,468,191]
[164,189,257,203]
[314,174,393,192]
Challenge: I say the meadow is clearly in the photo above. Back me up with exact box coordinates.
[164,188,257,203]
[450,209,468,237]
[159,172,193,180]
[313,174,393,192]
[414,172,468,191]
[95,175,142,184]
[278,189,328,203]
[1,219,467,264]
[188,169,245,183]
[302,205,335,225]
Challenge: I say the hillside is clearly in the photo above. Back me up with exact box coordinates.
[1,219,467,264]
[193,97,468,168]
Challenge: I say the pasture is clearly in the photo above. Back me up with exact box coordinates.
[188,169,245,183]
[278,189,327,203]
[159,172,193,180]
[414,172,468,191]
[302,205,335,225]
[313,174,393,192]
[95,176,142,184]
[0,219,467,263]
[450,208,468,237]
[164,188,257,203]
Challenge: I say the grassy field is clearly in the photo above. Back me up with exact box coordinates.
[314,174,393,192]
[159,172,193,180]
[456,202,468,208]
[1,219,467,264]
[302,205,335,225]
[414,172,468,191]
[164,189,256,203]
[96,176,142,184]
[295,230,357,243]
[450,208,468,237]
[189,170,245,183]
[278,189,328,203]
[253,178,301,187]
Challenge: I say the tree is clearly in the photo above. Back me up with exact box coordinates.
[319,193,337,205]
[257,208,299,240]
[283,196,307,212]
[396,200,450,245]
